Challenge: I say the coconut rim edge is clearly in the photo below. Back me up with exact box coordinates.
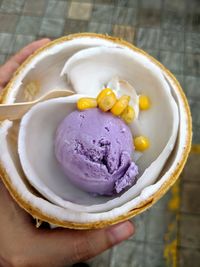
[0,33,192,229]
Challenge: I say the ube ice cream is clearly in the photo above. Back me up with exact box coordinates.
[54,108,138,196]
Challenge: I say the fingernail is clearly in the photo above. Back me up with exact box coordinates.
[41,38,51,42]
[107,221,134,245]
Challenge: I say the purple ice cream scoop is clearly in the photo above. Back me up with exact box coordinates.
[54,108,138,196]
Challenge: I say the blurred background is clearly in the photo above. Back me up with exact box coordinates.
[0,0,199,266]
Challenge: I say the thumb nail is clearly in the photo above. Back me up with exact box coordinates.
[107,221,134,245]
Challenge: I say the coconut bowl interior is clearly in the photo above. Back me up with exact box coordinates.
[0,33,192,229]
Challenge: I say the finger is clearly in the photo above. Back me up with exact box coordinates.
[0,38,50,89]
[11,38,50,66]
[25,221,134,266]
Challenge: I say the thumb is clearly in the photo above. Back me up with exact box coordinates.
[28,221,134,266]
[0,38,50,90]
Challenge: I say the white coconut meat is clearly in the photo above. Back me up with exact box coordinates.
[17,46,179,213]
[0,36,190,224]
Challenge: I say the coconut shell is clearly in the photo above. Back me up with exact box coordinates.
[0,33,192,229]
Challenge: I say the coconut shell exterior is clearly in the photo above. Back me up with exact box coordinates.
[0,33,192,229]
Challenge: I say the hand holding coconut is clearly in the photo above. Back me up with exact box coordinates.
[0,33,191,265]
[0,40,134,267]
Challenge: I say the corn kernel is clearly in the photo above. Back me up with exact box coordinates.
[97,88,114,104]
[111,95,130,116]
[134,136,150,152]
[98,93,117,112]
[121,105,135,124]
[77,97,97,110]
[139,95,151,110]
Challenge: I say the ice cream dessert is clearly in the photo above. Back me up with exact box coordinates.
[54,108,138,196]
[5,34,190,230]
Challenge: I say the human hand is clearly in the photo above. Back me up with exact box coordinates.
[0,39,135,267]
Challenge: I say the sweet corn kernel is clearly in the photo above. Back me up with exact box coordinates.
[121,105,135,124]
[77,97,97,110]
[98,93,117,112]
[139,95,151,110]
[97,88,114,104]
[111,95,130,116]
[134,136,150,152]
